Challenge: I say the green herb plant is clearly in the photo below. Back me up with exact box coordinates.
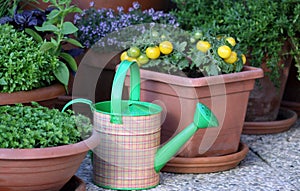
[0,24,59,93]
[171,0,300,86]
[0,102,92,149]
[29,0,83,88]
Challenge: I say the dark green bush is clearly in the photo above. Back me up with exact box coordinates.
[0,24,59,93]
[171,0,300,86]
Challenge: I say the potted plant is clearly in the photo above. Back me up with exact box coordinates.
[170,0,300,134]
[69,2,178,103]
[0,0,83,106]
[0,23,65,106]
[73,23,263,173]
[0,102,97,190]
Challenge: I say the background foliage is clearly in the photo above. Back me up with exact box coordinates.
[171,0,300,85]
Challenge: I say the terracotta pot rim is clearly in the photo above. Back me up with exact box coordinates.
[281,100,300,108]
[139,66,264,87]
[0,83,66,105]
[0,132,99,160]
[243,108,297,134]
[281,100,300,116]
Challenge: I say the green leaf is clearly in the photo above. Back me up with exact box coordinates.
[35,23,59,32]
[24,28,43,43]
[68,6,82,13]
[0,78,7,85]
[63,38,84,48]
[54,61,69,86]
[40,42,56,52]
[47,9,60,20]
[61,22,78,35]
[59,52,78,71]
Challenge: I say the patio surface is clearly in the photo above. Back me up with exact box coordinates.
[76,117,300,191]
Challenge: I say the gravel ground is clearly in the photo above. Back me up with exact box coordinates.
[76,118,300,191]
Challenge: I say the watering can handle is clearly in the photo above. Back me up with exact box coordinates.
[110,60,140,124]
[61,98,93,112]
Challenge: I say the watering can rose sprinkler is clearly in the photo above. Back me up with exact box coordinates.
[62,60,218,190]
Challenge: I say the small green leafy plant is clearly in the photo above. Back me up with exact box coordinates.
[0,102,92,149]
[0,24,59,93]
[30,0,83,87]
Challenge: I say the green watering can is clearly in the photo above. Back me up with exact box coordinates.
[63,60,218,190]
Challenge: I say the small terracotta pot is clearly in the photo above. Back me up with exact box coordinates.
[125,66,263,158]
[0,133,98,191]
[0,83,66,107]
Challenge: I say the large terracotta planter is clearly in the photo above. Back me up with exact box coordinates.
[245,42,293,122]
[0,133,98,191]
[0,83,66,108]
[126,66,263,158]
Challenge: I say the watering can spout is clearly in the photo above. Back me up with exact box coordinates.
[154,103,219,172]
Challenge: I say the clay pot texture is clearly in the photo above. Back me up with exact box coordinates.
[126,66,263,157]
[281,60,300,116]
[245,41,293,122]
[0,133,98,191]
[0,83,66,107]
[27,0,170,11]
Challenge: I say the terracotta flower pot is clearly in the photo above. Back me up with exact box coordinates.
[25,0,171,11]
[0,83,66,107]
[245,41,293,122]
[0,133,98,191]
[281,60,300,116]
[125,66,263,158]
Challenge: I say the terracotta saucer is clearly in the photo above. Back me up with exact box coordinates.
[281,100,300,117]
[161,142,249,174]
[243,107,297,135]
[60,176,86,191]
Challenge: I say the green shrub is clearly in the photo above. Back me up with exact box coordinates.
[0,102,92,149]
[171,0,300,86]
[0,24,59,93]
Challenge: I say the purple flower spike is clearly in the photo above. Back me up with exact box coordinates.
[89,1,95,7]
